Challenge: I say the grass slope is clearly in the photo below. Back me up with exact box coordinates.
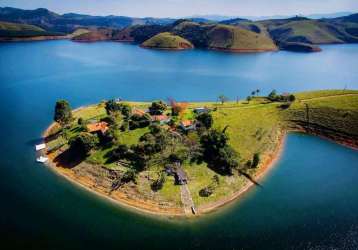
[0,21,60,37]
[141,32,193,49]
[207,24,277,51]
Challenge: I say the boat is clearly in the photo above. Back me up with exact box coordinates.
[36,156,48,163]
[35,143,46,151]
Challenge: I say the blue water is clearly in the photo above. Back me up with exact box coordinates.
[0,41,358,249]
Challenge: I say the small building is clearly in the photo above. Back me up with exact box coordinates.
[132,108,147,116]
[194,107,209,114]
[165,163,188,185]
[151,115,171,125]
[87,121,109,135]
[180,120,196,131]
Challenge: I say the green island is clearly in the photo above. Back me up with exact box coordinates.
[43,90,358,216]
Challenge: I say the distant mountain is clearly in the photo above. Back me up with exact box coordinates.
[0,7,175,33]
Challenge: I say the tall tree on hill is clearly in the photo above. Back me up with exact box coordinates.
[54,100,73,127]
[218,95,229,105]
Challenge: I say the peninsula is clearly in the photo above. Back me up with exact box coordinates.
[42,90,358,216]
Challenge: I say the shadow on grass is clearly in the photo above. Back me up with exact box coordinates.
[53,148,86,169]
[238,169,263,188]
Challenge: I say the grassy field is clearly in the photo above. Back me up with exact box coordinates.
[141,32,193,49]
[207,24,277,50]
[0,21,63,37]
[46,90,358,211]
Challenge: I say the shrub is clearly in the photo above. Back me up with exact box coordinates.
[196,112,213,129]
[252,153,260,168]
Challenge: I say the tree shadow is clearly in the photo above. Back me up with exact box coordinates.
[238,169,263,188]
[26,138,44,146]
[53,148,86,169]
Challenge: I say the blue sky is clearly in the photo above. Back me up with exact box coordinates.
[1,0,357,17]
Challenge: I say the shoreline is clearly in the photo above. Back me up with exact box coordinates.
[42,120,287,217]
[197,130,286,214]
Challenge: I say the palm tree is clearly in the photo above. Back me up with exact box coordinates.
[256,89,260,96]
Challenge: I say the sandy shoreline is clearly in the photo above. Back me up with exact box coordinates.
[42,119,287,217]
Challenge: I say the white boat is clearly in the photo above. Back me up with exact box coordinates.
[35,143,46,151]
[36,156,48,163]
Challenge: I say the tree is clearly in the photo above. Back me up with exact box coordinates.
[196,112,213,129]
[268,90,278,101]
[105,99,121,115]
[119,103,132,118]
[251,91,256,96]
[252,153,260,168]
[288,94,296,102]
[256,89,260,96]
[246,96,252,103]
[112,144,130,160]
[54,100,73,126]
[218,95,229,105]
[199,129,239,175]
[69,132,99,156]
[149,101,167,115]
[151,171,166,191]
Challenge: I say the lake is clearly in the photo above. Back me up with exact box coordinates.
[0,41,358,250]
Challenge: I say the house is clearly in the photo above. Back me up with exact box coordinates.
[194,107,209,114]
[151,115,171,125]
[132,108,147,116]
[180,120,196,131]
[165,163,188,185]
[86,121,109,134]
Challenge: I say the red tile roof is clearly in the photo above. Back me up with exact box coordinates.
[132,108,146,116]
[87,122,109,133]
[181,120,193,127]
[151,115,169,121]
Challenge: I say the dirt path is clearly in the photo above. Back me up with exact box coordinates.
[180,184,195,215]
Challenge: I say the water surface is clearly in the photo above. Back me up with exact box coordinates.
[0,41,358,249]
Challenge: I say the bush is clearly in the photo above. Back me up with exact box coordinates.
[121,169,137,184]
[151,172,166,191]
[196,112,213,129]
[252,153,260,168]
[112,144,130,160]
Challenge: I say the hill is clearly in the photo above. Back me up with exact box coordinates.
[171,21,277,52]
[0,7,174,33]
[141,32,193,49]
[0,21,63,37]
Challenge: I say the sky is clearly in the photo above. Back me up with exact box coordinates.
[0,0,357,18]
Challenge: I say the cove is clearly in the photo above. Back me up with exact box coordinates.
[0,41,358,249]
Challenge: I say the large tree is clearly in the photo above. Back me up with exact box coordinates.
[69,132,99,156]
[200,128,239,175]
[54,100,73,126]
[149,100,167,115]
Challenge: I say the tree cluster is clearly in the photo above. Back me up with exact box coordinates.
[268,90,296,103]
[149,100,167,115]
[69,132,99,156]
[199,128,239,175]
